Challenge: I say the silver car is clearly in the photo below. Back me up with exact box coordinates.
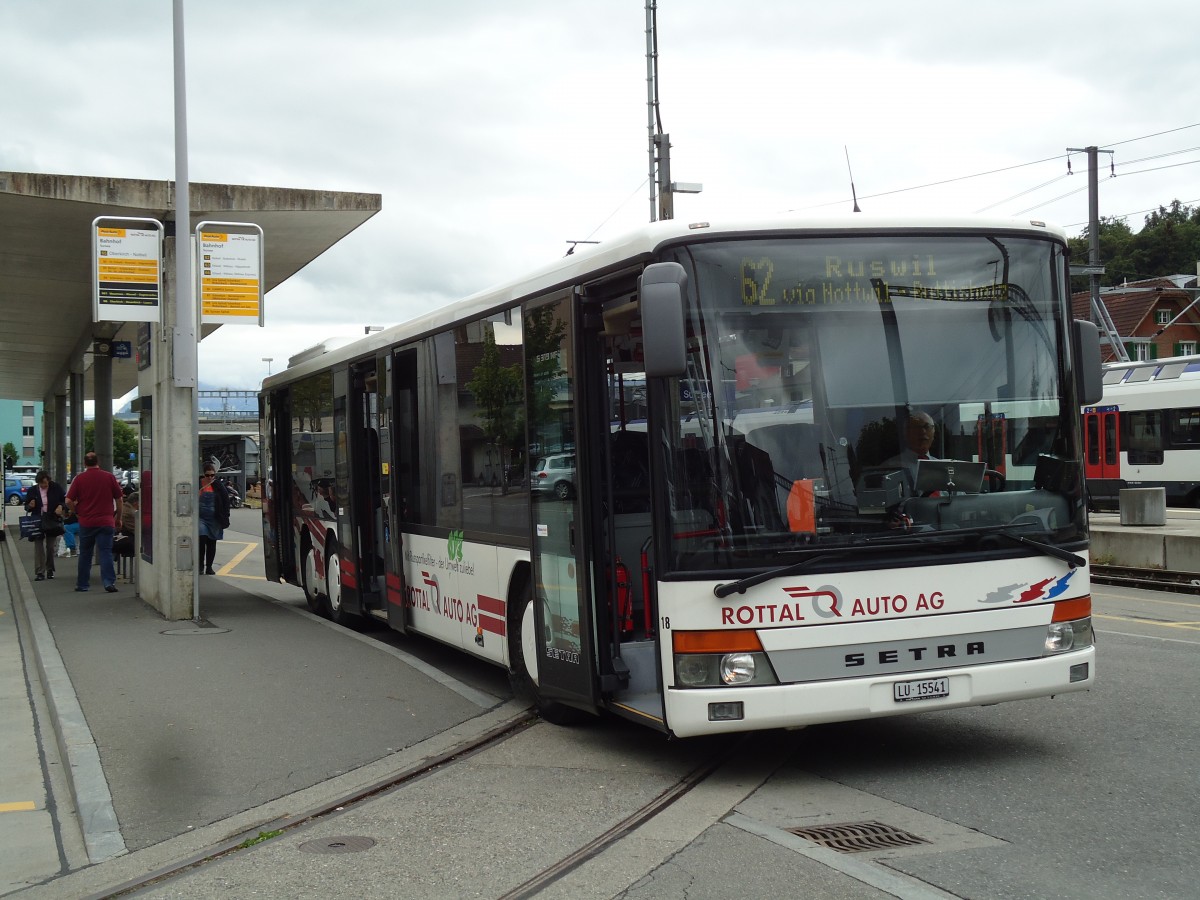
[531,453,575,500]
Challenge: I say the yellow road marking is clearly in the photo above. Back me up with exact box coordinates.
[0,801,37,813]
[1095,612,1200,632]
[1098,592,1200,609]
[215,541,257,576]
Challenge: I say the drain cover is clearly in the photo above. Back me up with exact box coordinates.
[297,836,377,854]
[787,821,929,853]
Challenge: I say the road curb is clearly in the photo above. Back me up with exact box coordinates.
[2,537,127,865]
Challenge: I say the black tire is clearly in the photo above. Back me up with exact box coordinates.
[300,538,326,616]
[508,581,590,726]
[325,541,357,626]
[554,480,572,501]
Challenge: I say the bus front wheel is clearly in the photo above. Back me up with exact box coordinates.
[508,584,589,726]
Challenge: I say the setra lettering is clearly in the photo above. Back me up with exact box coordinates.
[844,640,986,668]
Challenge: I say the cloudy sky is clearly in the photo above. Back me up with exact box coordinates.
[4,1,1199,396]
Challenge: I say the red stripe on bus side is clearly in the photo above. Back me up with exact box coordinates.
[478,613,506,636]
[477,593,505,616]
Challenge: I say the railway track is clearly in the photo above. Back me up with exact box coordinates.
[1090,564,1200,594]
[89,711,540,899]
[91,713,748,900]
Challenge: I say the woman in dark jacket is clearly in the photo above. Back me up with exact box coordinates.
[25,470,67,581]
[198,464,231,575]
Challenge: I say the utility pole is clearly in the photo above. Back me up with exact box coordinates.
[1067,145,1127,362]
[645,2,700,221]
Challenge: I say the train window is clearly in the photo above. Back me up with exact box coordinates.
[1169,409,1200,447]
[1156,362,1188,380]
[1125,410,1164,465]
[1102,368,1128,385]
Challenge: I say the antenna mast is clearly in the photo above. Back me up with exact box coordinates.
[645,2,700,222]
[646,1,661,221]
[844,146,861,213]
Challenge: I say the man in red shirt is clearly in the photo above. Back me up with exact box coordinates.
[65,451,124,593]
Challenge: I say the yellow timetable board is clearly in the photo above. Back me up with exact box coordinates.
[93,223,163,323]
[199,229,263,324]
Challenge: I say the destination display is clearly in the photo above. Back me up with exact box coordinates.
[93,220,163,323]
[199,227,263,325]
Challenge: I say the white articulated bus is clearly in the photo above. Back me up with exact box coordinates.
[260,213,1103,738]
[1083,355,1200,508]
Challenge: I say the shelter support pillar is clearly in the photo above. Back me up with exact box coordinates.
[93,348,114,471]
[70,371,84,478]
[136,232,196,620]
[53,390,67,484]
[40,397,54,474]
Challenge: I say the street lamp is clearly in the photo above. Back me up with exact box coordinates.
[262,357,273,375]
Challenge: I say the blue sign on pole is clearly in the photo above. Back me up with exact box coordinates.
[111,341,133,359]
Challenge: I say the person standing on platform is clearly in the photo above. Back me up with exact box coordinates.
[199,463,230,575]
[65,451,124,593]
[25,470,67,581]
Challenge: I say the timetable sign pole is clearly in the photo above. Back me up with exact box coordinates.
[196,221,265,326]
[92,216,164,323]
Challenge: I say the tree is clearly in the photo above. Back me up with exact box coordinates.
[465,328,525,490]
[1069,200,1200,287]
[84,420,138,465]
[3,441,17,468]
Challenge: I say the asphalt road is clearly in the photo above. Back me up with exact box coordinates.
[202,509,1198,900]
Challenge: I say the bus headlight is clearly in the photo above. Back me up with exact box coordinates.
[677,654,714,686]
[720,652,756,685]
[1044,618,1093,655]
[672,631,778,687]
[674,651,777,687]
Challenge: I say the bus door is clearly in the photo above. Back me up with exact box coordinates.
[524,293,598,711]
[348,360,386,612]
[1084,406,1120,480]
[386,348,420,633]
[262,389,295,584]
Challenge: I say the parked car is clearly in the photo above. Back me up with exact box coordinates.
[4,476,27,506]
[530,453,576,500]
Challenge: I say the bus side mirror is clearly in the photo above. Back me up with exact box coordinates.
[640,262,688,378]
[1072,319,1103,406]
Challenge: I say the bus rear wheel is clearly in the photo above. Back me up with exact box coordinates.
[300,539,325,616]
[508,583,589,726]
[325,543,356,626]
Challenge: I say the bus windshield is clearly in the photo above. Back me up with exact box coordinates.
[659,233,1084,572]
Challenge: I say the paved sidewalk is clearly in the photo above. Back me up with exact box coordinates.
[0,526,516,897]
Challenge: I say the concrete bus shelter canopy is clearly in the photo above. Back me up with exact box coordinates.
[0,171,381,403]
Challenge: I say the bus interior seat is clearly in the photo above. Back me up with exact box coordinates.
[610,428,651,513]
[728,435,785,532]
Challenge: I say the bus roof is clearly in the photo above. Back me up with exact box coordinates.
[263,212,1068,390]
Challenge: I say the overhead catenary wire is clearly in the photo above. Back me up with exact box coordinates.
[794,123,1200,217]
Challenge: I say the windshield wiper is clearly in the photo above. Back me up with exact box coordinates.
[712,536,937,598]
[902,523,1087,569]
[980,528,1086,568]
[712,525,1085,599]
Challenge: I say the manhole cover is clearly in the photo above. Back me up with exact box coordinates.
[787,821,929,853]
[297,836,377,854]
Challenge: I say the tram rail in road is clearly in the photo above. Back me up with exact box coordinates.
[1091,564,1200,595]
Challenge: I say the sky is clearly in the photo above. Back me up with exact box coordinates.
[4,0,1200,400]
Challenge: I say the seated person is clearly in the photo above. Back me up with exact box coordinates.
[114,491,138,559]
[883,410,939,492]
